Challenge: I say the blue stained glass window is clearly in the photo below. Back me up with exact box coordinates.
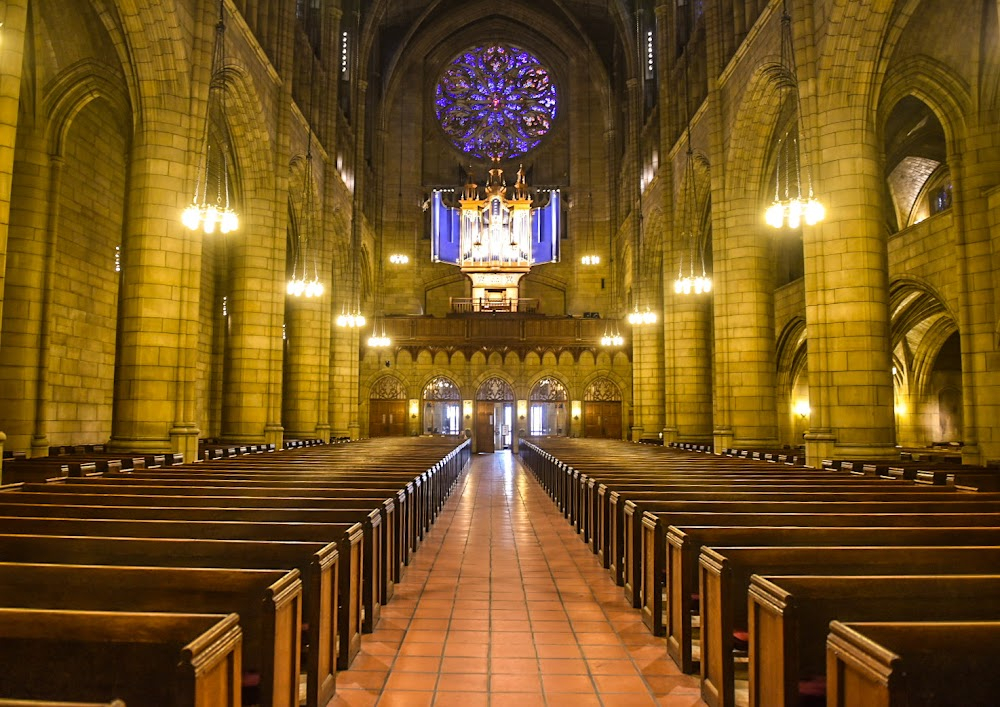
[435,44,558,161]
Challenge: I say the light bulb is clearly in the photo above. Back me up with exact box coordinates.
[182,205,201,230]
[221,210,239,234]
[703,277,712,293]
[356,315,366,328]
[765,202,785,228]
[787,198,803,229]
[313,281,325,297]
[804,198,825,225]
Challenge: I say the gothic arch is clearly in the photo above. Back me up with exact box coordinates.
[724,62,793,206]
[369,374,409,400]
[421,375,463,400]
[877,55,972,159]
[583,376,623,401]
[474,375,515,401]
[43,60,132,155]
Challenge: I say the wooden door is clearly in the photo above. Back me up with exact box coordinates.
[476,401,495,453]
[370,400,406,437]
[584,402,622,439]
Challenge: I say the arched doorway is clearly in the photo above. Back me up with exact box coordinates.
[421,376,462,435]
[369,376,407,437]
[475,377,515,453]
[584,378,623,439]
[528,377,568,436]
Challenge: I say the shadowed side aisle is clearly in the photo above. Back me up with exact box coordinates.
[327,450,705,707]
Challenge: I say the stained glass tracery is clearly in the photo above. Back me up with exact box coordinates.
[435,44,558,160]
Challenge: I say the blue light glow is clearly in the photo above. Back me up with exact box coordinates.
[435,44,558,160]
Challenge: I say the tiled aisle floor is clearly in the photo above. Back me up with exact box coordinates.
[327,450,707,707]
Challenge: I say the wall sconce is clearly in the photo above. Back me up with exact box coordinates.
[463,399,473,419]
[571,400,582,421]
[516,399,527,420]
[409,399,419,420]
[793,400,811,419]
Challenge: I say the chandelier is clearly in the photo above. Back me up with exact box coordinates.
[627,307,657,325]
[600,330,624,347]
[389,253,409,264]
[336,310,366,328]
[579,198,600,264]
[287,14,324,298]
[764,1,825,229]
[287,145,325,298]
[181,0,239,235]
[674,53,711,297]
[367,317,391,348]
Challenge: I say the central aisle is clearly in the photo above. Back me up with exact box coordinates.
[328,451,706,707]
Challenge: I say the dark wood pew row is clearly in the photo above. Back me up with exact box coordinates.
[826,620,1000,707]
[636,499,1000,630]
[15,482,409,587]
[0,608,241,707]
[104,472,432,547]
[591,478,918,580]
[6,486,401,595]
[0,516,366,658]
[697,545,1000,707]
[623,487,990,596]
[747,575,1000,707]
[0,535,339,707]
[663,523,1000,674]
[0,497,386,635]
[0,563,301,707]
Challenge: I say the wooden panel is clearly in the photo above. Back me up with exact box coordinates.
[369,401,406,437]
[584,402,622,439]
[476,402,495,454]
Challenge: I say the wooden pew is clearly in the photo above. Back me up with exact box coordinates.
[0,534,339,707]
[57,477,423,558]
[621,489,989,599]
[18,482,411,579]
[0,516,365,667]
[640,506,1000,638]
[7,487,403,590]
[0,499,387,632]
[826,620,1000,707]
[698,545,1000,707]
[0,563,301,707]
[597,479,917,573]
[0,608,241,707]
[665,524,1000,674]
[747,574,1000,707]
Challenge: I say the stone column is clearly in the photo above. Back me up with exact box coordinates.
[283,296,326,438]
[0,129,53,457]
[802,76,894,463]
[110,121,203,457]
[0,0,28,476]
[943,131,1000,465]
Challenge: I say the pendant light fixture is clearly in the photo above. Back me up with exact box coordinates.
[181,0,239,235]
[764,0,825,229]
[287,44,324,298]
[674,47,711,296]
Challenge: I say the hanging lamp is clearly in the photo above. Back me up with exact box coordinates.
[764,0,825,229]
[673,48,711,296]
[181,0,239,235]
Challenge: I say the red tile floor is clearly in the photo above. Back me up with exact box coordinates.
[327,450,707,707]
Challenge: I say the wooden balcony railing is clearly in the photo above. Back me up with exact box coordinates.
[382,316,629,351]
[449,297,539,314]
